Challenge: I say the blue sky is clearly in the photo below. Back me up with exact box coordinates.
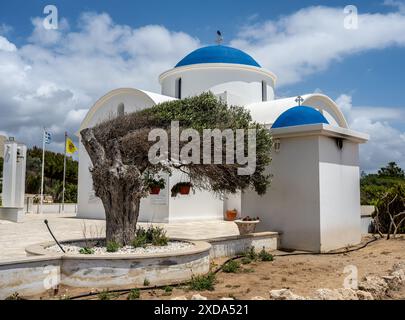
[0,0,404,172]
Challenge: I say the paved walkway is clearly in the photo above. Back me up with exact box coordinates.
[0,214,239,262]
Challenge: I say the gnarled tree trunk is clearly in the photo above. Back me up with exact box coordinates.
[81,128,144,246]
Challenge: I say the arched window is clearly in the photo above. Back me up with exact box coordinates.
[117,103,125,117]
[262,81,267,102]
[175,78,182,99]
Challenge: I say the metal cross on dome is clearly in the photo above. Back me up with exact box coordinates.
[295,95,304,106]
[216,30,223,45]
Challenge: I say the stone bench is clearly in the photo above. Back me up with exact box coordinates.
[0,207,24,223]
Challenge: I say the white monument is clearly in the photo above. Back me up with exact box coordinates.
[76,43,369,252]
[0,137,27,222]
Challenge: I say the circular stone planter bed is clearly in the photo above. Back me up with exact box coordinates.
[26,238,211,289]
[48,240,194,255]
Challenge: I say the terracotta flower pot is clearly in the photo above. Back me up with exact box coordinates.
[150,187,161,195]
[179,185,191,195]
[225,209,238,221]
[235,219,260,235]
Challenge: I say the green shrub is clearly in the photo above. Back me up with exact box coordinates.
[106,241,121,253]
[79,247,95,255]
[149,227,168,246]
[127,289,140,300]
[258,248,274,261]
[144,174,166,189]
[164,286,173,293]
[98,289,118,300]
[143,278,150,286]
[132,233,148,248]
[243,246,258,261]
[132,226,168,248]
[189,273,216,291]
[222,260,241,273]
[241,257,252,265]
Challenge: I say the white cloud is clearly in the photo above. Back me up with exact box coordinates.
[335,94,352,117]
[28,17,70,46]
[336,94,405,172]
[0,36,16,52]
[0,12,199,152]
[0,23,13,36]
[384,0,405,13]
[231,5,405,86]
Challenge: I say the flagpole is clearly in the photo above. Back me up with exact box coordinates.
[62,131,67,213]
[40,128,46,214]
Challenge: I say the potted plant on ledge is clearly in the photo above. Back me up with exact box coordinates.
[171,182,193,197]
[235,216,260,235]
[145,176,166,195]
[225,208,238,221]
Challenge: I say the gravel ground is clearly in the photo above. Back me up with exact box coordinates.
[48,240,194,255]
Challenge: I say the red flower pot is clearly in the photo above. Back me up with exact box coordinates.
[150,187,161,195]
[179,185,191,195]
[225,210,238,221]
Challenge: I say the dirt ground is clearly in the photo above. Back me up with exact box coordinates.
[35,235,405,300]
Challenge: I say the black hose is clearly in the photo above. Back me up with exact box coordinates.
[273,235,379,257]
[67,236,380,300]
[44,219,66,253]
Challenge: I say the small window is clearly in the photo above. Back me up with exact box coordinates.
[262,81,267,102]
[175,78,182,99]
[274,139,281,153]
[117,103,125,117]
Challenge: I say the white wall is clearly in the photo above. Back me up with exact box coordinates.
[242,136,322,252]
[318,137,361,251]
[168,170,224,222]
[1,141,17,207]
[160,64,275,105]
[2,141,26,208]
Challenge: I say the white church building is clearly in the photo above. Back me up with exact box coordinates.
[77,44,369,252]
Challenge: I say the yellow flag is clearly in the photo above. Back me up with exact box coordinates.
[66,137,78,154]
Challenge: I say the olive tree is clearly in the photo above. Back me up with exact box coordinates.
[81,93,272,245]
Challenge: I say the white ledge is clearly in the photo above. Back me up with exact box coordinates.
[271,124,369,143]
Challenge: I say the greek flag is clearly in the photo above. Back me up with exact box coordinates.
[44,130,52,144]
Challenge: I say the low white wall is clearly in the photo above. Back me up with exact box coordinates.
[0,207,24,222]
[61,252,210,288]
[28,203,77,214]
[1,241,211,299]
[0,257,61,299]
[360,205,374,234]
[207,232,279,258]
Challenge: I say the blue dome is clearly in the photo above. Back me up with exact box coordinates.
[175,45,261,68]
[272,106,329,129]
